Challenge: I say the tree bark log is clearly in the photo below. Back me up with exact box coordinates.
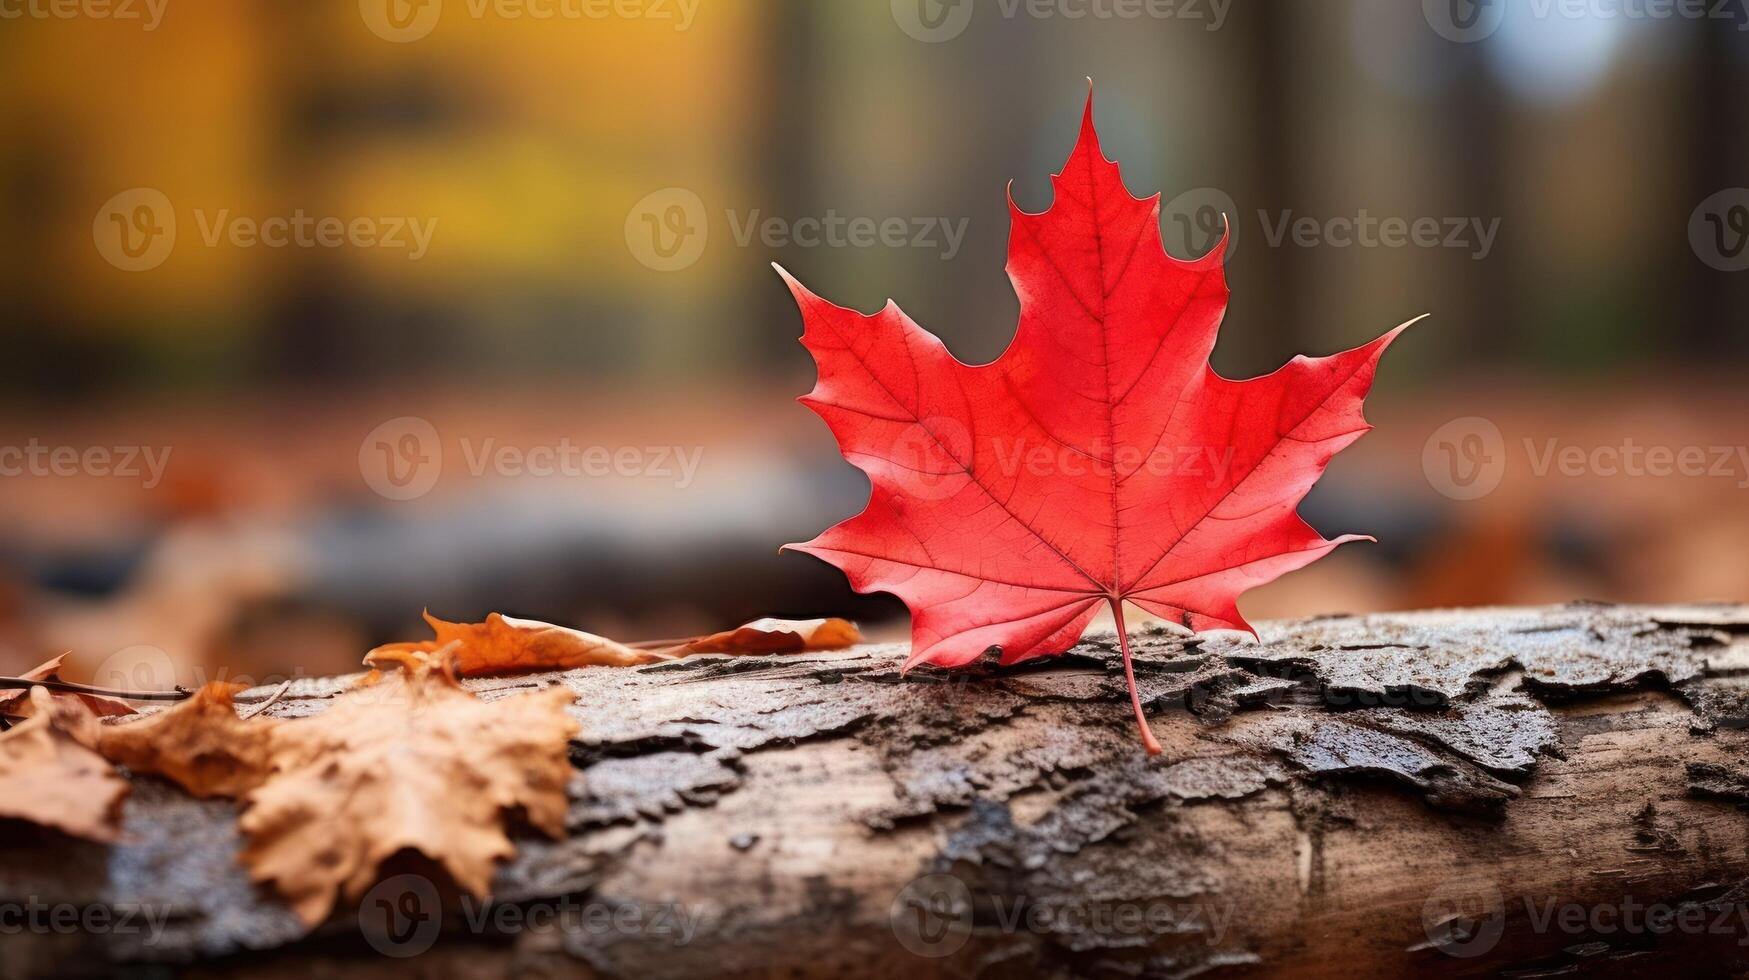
[4,603,1748,979]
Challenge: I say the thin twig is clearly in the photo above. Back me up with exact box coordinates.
[0,677,193,701]
[237,679,292,720]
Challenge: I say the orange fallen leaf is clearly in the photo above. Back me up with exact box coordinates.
[0,653,136,719]
[673,617,863,655]
[0,688,129,842]
[97,682,276,799]
[367,611,660,677]
[240,648,578,925]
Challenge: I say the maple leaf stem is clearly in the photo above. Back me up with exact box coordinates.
[1106,597,1163,756]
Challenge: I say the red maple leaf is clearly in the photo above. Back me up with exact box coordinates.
[777,91,1415,752]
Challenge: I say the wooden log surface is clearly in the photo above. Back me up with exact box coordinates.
[4,602,1749,979]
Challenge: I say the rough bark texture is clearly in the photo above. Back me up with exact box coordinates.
[4,603,1749,979]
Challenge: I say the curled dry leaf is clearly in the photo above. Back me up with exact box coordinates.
[0,688,129,842]
[0,653,136,718]
[97,682,276,799]
[367,610,659,677]
[239,648,579,925]
[674,617,863,655]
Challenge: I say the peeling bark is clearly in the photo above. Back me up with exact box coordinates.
[3,603,1748,978]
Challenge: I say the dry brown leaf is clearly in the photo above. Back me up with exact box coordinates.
[97,682,276,799]
[0,688,129,842]
[675,617,863,655]
[0,653,136,719]
[239,648,578,925]
[367,611,659,676]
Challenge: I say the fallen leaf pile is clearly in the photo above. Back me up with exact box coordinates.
[85,650,575,924]
[0,688,128,842]
[0,609,860,925]
[778,89,1413,752]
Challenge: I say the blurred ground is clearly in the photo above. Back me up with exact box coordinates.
[1,377,1743,689]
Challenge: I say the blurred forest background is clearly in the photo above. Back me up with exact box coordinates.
[1,0,1746,690]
